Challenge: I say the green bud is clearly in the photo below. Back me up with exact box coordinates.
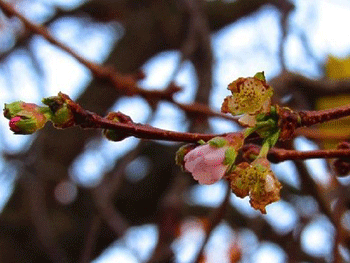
[42,94,74,128]
[102,113,130,142]
[102,129,129,142]
[197,139,206,145]
[50,104,74,128]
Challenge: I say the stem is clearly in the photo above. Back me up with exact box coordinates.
[258,142,270,158]
[94,114,227,142]
[299,104,350,127]
[243,127,257,138]
[57,92,229,143]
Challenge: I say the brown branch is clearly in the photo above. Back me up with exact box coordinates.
[299,104,350,127]
[0,0,236,123]
[57,92,228,142]
[268,148,350,163]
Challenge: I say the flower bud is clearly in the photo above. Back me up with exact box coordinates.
[42,94,74,128]
[184,143,229,185]
[8,110,48,134]
[102,112,130,142]
[181,134,244,185]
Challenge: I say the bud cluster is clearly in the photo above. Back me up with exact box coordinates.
[3,93,75,134]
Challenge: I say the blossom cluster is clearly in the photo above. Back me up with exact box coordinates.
[176,72,282,214]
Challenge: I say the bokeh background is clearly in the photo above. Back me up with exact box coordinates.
[0,0,350,262]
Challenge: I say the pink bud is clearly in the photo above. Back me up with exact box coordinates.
[9,116,22,133]
[184,144,228,185]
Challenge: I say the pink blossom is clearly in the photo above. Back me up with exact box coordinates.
[184,144,228,185]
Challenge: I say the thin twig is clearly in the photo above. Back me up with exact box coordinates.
[57,92,228,142]
[0,0,237,123]
[268,148,350,163]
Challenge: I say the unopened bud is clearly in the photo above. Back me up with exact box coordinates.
[102,112,130,142]
[8,111,47,134]
[42,94,74,128]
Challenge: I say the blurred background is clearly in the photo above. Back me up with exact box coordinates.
[0,0,350,262]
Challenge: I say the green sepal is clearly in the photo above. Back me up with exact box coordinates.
[12,115,38,134]
[197,139,206,145]
[208,137,227,148]
[3,101,24,119]
[10,111,48,134]
[175,143,196,171]
[225,147,237,175]
[50,105,73,127]
[224,147,237,166]
[38,106,54,119]
[254,71,266,81]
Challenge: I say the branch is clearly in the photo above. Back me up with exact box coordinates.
[299,104,350,127]
[0,0,235,123]
[51,93,227,142]
[268,148,350,163]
